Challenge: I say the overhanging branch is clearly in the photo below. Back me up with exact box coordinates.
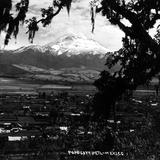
[103,0,159,53]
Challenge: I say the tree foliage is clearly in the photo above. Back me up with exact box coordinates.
[92,0,160,118]
[0,0,29,45]
[0,0,72,44]
[1,0,160,118]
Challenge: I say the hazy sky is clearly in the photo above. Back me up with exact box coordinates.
[0,0,128,51]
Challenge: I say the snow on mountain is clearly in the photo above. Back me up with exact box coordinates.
[12,45,54,54]
[46,33,110,57]
[10,33,109,58]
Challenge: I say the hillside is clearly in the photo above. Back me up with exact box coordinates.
[0,64,29,76]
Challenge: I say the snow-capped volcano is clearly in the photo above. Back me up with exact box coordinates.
[46,33,109,56]
[11,33,109,57]
[0,33,110,70]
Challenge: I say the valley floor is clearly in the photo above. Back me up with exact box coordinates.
[0,78,159,160]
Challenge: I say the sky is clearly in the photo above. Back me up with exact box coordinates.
[0,0,147,51]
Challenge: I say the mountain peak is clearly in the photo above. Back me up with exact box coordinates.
[46,33,109,56]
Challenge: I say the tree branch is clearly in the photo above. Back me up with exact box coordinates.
[37,5,63,24]
[111,19,134,38]
[145,13,160,29]
[104,0,159,53]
